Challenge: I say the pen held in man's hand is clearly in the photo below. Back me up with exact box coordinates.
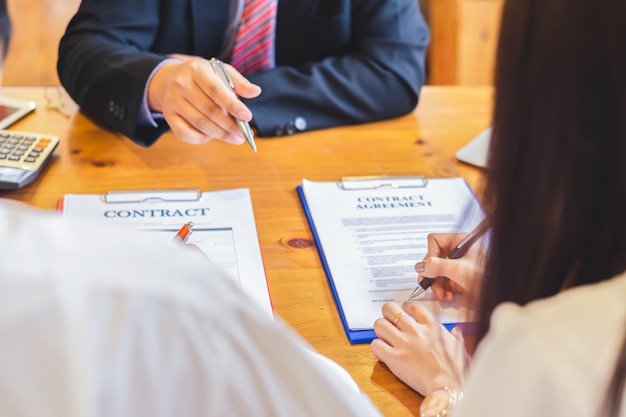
[407,218,490,301]
[209,57,257,152]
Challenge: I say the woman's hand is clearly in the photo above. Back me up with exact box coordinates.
[417,232,486,306]
[371,301,469,396]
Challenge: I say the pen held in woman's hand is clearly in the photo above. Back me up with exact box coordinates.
[407,218,490,301]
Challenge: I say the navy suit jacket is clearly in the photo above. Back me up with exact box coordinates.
[58,0,429,146]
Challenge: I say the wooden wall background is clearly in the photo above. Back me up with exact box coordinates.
[3,0,80,86]
[423,0,503,85]
[1,0,500,87]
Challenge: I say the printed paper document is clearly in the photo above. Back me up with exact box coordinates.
[62,188,272,316]
[299,177,484,337]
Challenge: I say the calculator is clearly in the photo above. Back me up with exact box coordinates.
[0,130,59,190]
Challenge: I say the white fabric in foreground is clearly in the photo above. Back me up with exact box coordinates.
[455,270,626,417]
[0,200,381,417]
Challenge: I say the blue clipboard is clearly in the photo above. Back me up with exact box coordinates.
[297,180,460,344]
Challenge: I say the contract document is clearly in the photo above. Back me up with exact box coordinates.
[297,177,484,343]
[62,188,272,317]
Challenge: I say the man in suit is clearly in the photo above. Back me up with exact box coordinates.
[57,0,429,147]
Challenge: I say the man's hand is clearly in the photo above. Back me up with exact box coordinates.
[148,55,261,145]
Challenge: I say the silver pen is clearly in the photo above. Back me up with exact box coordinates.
[407,218,490,301]
[209,58,257,152]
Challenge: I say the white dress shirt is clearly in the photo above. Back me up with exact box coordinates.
[454,270,626,417]
[0,200,381,417]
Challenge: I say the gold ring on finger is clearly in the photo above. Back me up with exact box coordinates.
[393,312,408,325]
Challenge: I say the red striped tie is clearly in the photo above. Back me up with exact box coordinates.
[230,0,278,74]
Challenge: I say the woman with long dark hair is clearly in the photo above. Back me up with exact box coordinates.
[372,0,626,415]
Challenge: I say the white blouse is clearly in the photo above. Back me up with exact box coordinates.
[455,270,626,417]
[0,200,381,417]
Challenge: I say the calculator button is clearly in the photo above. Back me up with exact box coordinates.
[0,129,60,190]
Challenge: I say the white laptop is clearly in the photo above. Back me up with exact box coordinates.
[455,127,491,168]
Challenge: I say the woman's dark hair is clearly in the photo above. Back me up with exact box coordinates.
[476,0,626,413]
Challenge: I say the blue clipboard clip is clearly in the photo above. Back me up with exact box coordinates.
[338,175,428,190]
[103,189,202,204]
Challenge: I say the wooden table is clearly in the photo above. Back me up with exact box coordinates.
[1,86,491,416]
